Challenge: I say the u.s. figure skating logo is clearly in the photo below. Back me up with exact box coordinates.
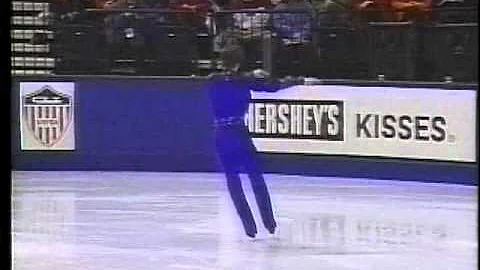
[20,82,75,150]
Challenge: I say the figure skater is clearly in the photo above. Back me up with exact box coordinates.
[207,42,302,238]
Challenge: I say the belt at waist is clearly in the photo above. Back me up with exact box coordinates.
[214,116,245,127]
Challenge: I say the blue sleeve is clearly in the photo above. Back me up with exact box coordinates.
[249,78,298,92]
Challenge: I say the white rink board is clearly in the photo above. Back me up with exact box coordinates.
[249,85,477,162]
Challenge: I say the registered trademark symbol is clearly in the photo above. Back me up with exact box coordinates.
[447,134,456,142]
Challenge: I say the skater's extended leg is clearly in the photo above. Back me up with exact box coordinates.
[225,171,257,238]
[247,169,277,234]
[244,149,277,234]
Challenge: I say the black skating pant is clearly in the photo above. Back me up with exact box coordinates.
[215,124,277,237]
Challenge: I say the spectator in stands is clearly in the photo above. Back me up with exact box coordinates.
[311,0,430,24]
[229,0,272,36]
[355,0,431,22]
[48,0,73,17]
[389,0,431,21]
[90,0,110,8]
[270,0,283,6]
[312,0,380,25]
[430,0,477,23]
[169,0,212,28]
[42,0,103,43]
[230,0,273,8]
[140,0,171,24]
[272,0,314,44]
[164,0,213,64]
[103,0,128,48]
[46,0,101,19]
[103,0,149,71]
[103,0,133,8]
[212,0,232,8]
[271,0,317,76]
[225,0,273,70]
[103,0,153,41]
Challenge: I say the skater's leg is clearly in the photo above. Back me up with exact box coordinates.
[246,166,277,234]
[243,138,277,234]
[224,171,258,238]
[216,127,258,238]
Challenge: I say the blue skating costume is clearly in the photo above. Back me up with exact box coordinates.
[207,72,297,238]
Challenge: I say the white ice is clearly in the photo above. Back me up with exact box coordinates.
[11,171,477,270]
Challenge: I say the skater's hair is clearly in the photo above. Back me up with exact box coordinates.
[219,44,246,72]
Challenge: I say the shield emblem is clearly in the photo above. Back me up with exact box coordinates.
[22,85,73,147]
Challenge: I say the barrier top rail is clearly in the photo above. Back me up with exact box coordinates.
[84,8,197,13]
[14,74,478,89]
[78,6,478,14]
[82,8,317,15]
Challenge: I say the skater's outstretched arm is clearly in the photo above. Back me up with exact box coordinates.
[243,69,304,93]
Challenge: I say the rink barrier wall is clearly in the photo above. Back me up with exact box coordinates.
[11,76,478,186]
[248,85,477,162]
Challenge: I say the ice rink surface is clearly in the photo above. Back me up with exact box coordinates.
[11,171,478,270]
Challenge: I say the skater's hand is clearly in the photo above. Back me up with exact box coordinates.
[252,69,270,79]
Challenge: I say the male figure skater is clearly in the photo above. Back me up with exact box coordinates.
[207,42,301,238]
